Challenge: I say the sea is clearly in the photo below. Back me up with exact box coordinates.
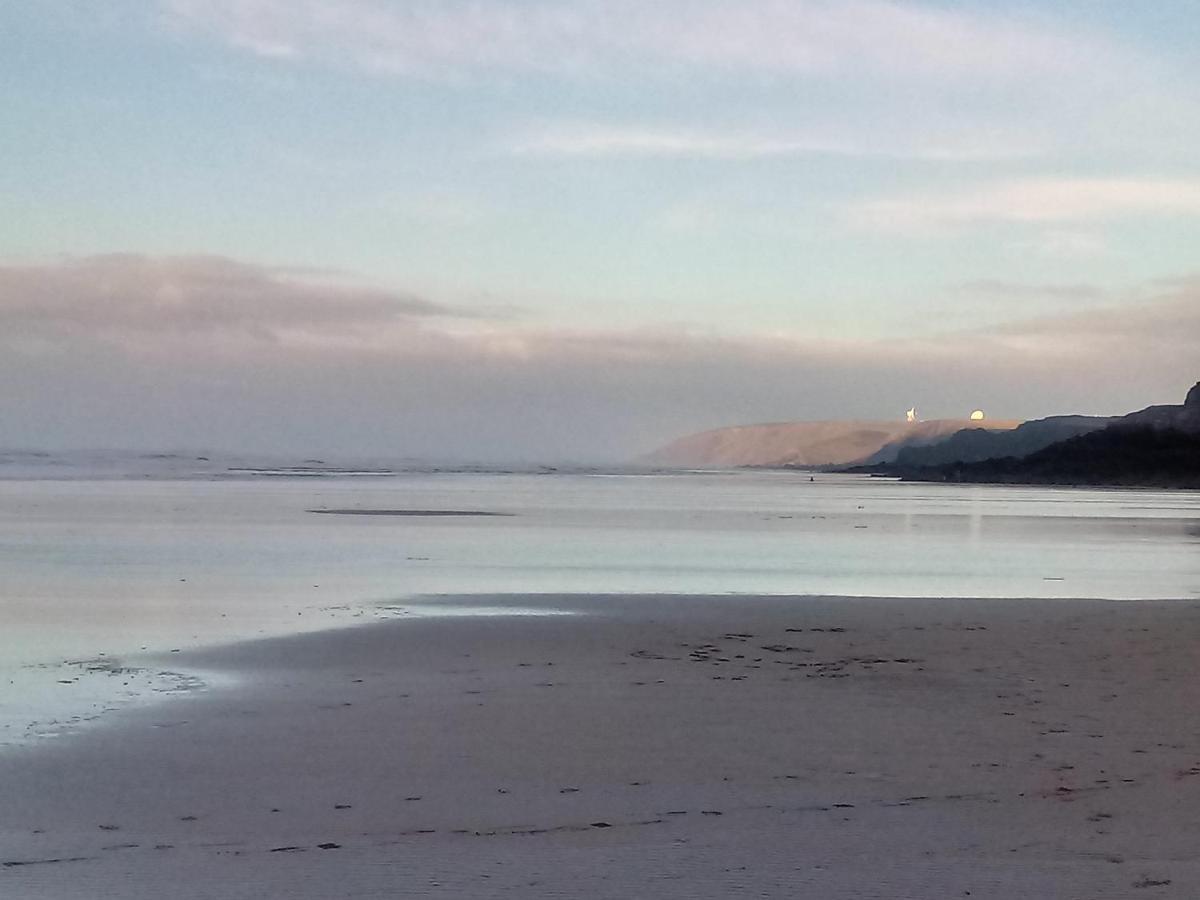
[1,451,1198,747]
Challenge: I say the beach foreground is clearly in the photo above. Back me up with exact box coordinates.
[3,594,1199,898]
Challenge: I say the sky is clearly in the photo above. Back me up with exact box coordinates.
[1,1,1198,461]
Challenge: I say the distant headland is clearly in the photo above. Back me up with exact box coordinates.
[642,416,1021,469]
[645,382,1200,488]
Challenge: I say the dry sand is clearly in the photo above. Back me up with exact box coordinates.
[2,593,1199,898]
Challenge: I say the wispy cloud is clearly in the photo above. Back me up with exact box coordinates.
[1,254,1195,458]
[154,1,1199,170]
[508,122,1038,162]
[849,177,1200,234]
[1008,230,1109,260]
[989,279,1200,347]
[160,0,1132,85]
[511,126,854,160]
[951,280,1108,304]
[0,255,466,346]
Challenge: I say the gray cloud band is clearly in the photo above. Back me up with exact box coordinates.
[0,254,1195,460]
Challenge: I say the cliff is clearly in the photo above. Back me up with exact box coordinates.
[890,382,1200,488]
[902,426,1200,489]
[887,382,1200,469]
[889,415,1111,467]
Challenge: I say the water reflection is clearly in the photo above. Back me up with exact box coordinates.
[0,471,1197,743]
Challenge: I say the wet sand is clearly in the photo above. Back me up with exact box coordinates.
[2,593,1199,898]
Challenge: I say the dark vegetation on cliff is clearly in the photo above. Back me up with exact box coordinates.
[887,425,1200,489]
[865,382,1200,488]
[888,416,1110,467]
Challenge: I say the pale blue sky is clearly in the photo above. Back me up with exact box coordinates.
[1,2,1198,458]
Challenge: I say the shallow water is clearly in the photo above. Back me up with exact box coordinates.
[1,469,1197,743]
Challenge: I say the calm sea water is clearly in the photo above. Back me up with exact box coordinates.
[1,467,1198,744]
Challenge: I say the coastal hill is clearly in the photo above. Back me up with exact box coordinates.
[885,382,1200,488]
[643,418,1019,468]
[644,383,1199,478]
[907,426,1200,488]
[894,381,1200,469]
[889,415,1112,468]
[1122,380,1200,431]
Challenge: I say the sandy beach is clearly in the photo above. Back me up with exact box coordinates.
[3,593,1199,898]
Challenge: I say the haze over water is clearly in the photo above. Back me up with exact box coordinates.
[1,464,1197,745]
